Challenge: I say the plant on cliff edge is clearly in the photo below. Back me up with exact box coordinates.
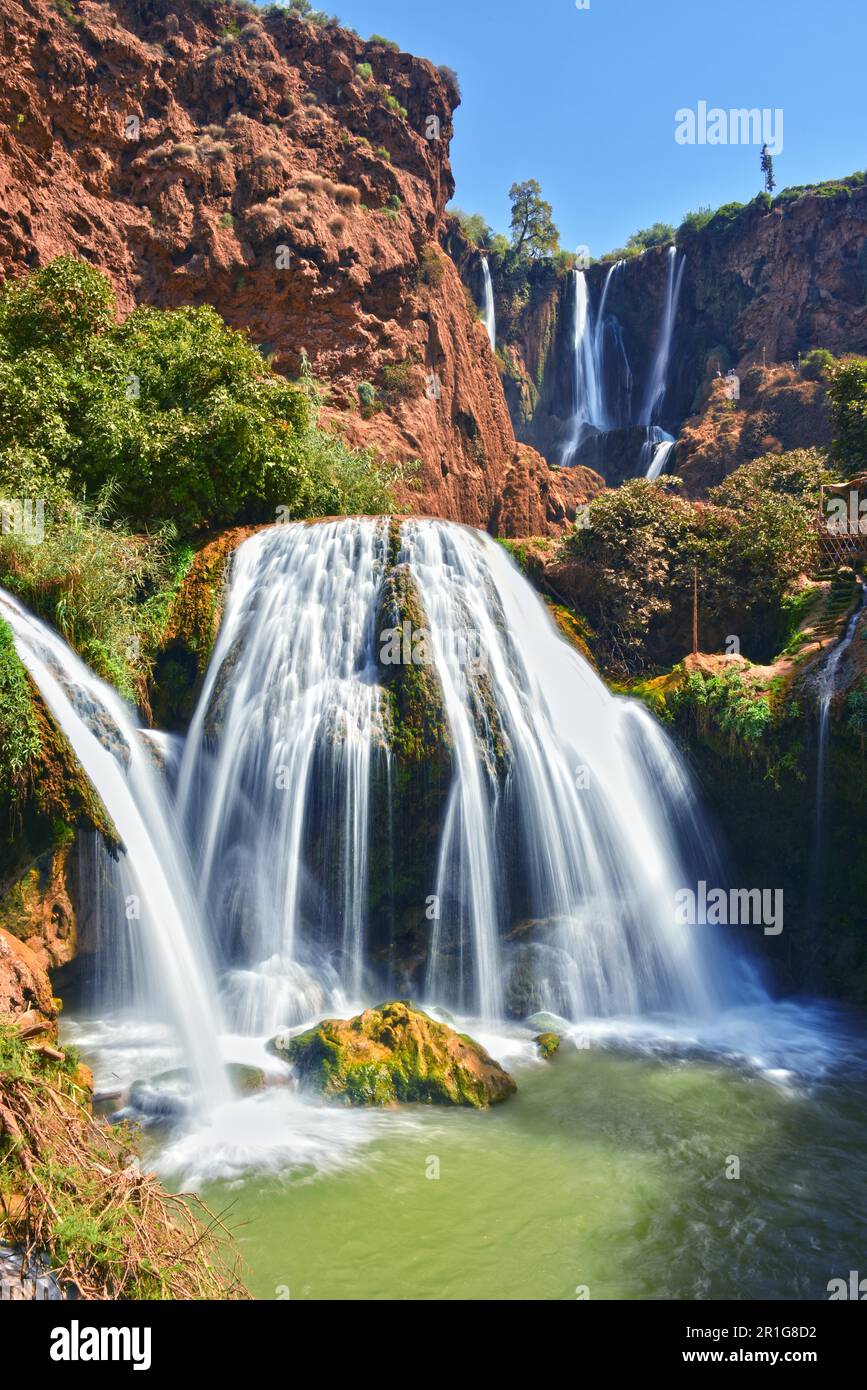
[509,180,560,261]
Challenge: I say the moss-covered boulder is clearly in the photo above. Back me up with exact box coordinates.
[535,1032,561,1059]
[270,1000,517,1108]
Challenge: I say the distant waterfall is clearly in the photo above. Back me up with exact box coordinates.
[481,256,496,350]
[642,425,676,480]
[177,519,737,1026]
[640,247,686,427]
[561,270,608,464]
[0,589,229,1110]
[641,247,686,474]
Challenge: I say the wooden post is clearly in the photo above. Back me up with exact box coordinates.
[692,565,699,655]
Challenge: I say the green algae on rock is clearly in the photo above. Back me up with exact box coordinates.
[270,1000,517,1108]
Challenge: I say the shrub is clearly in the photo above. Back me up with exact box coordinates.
[219,212,235,229]
[801,347,834,382]
[0,258,407,547]
[355,61,373,82]
[0,617,41,798]
[437,65,460,98]
[381,360,419,402]
[334,183,361,207]
[678,206,714,237]
[449,208,491,248]
[417,246,445,288]
[625,223,676,252]
[369,34,399,50]
[357,381,378,417]
[380,90,408,119]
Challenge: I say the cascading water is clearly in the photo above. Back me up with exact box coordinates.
[177,519,390,1035]
[561,269,609,464]
[481,256,496,350]
[640,246,686,430]
[641,247,686,475]
[642,425,676,480]
[0,588,229,1109]
[176,518,738,1028]
[814,585,865,842]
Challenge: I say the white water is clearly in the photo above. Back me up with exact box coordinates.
[642,425,676,479]
[815,585,865,837]
[640,246,686,429]
[561,269,610,464]
[0,588,229,1109]
[178,519,390,1035]
[481,256,496,350]
[176,518,740,1024]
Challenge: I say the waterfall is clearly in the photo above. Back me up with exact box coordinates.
[177,519,390,1034]
[642,425,676,480]
[561,270,608,465]
[178,519,737,1026]
[481,256,496,350]
[640,246,686,430]
[815,586,865,840]
[0,589,229,1109]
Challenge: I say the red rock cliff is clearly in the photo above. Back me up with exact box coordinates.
[0,0,599,534]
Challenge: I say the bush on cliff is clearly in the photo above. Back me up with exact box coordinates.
[0,257,405,536]
[564,456,821,672]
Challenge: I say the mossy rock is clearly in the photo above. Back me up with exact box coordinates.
[270,1000,517,1108]
[535,1032,561,1059]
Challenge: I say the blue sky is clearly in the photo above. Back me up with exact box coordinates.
[279,0,866,256]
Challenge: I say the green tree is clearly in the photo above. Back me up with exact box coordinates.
[826,357,867,474]
[0,257,407,536]
[625,223,676,252]
[761,144,776,194]
[508,180,560,261]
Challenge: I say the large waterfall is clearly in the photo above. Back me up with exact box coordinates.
[0,588,229,1108]
[176,518,734,1029]
[3,520,742,1076]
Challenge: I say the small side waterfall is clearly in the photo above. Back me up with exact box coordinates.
[642,425,676,480]
[815,586,865,840]
[0,589,229,1109]
[481,256,496,350]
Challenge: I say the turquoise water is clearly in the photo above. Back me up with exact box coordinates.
[194,1041,865,1301]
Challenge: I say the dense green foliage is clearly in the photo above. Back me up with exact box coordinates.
[0,617,41,798]
[564,453,824,671]
[826,357,867,475]
[0,258,410,536]
[0,257,413,693]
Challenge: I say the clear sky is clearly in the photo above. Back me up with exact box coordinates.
[281,0,866,257]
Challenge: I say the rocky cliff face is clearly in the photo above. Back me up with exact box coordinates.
[0,0,592,535]
[484,187,867,489]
